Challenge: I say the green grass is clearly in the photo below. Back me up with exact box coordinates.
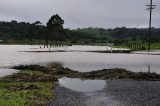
[113,45,129,49]
[20,70,45,76]
[150,43,160,49]
[113,42,160,50]
[0,69,57,106]
[0,82,55,106]
[3,39,46,45]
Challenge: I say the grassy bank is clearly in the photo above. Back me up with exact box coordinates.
[0,68,57,106]
[1,64,160,105]
[150,43,160,49]
[13,64,160,81]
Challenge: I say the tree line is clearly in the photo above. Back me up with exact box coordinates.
[0,14,160,45]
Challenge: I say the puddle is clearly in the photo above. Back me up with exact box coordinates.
[51,78,160,106]
[59,77,106,92]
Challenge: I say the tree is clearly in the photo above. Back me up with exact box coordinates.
[29,21,42,45]
[45,14,64,46]
[47,14,64,31]
[34,21,42,26]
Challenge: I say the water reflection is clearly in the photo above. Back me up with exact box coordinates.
[59,77,105,92]
[56,78,160,106]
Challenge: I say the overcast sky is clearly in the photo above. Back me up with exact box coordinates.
[0,0,159,29]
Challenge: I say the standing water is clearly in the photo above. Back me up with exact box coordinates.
[49,78,160,106]
[0,45,160,74]
[1,45,160,106]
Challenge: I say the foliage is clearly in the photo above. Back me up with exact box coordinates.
[47,14,64,30]
[0,17,160,45]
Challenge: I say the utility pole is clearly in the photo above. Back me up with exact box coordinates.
[146,0,156,51]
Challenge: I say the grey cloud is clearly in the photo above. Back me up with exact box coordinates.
[0,0,159,29]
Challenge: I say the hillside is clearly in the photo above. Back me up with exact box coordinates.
[0,20,160,44]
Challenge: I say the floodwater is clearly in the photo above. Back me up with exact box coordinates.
[1,45,160,106]
[0,68,19,77]
[0,45,160,74]
[49,78,160,106]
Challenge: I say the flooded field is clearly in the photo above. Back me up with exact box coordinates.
[1,45,160,106]
[0,45,160,73]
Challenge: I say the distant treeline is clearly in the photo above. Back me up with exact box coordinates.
[74,27,160,43]
[0,20,99,44]
[0,20,160,44]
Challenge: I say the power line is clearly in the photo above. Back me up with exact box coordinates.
[146,0,156,51]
